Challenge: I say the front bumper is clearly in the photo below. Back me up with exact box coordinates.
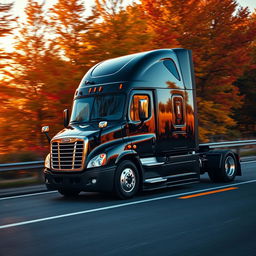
[44,165,116,192]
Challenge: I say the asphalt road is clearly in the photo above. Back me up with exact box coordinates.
[1,161,256,256]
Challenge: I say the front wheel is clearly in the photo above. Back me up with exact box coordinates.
[114,160,140,199]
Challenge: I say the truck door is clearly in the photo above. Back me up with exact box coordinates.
[157,89,188,154]
[127,90,156,157]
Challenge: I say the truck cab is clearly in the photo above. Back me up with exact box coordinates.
[42,49,240,199]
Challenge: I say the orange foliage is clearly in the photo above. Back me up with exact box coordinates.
[0,0,256,156]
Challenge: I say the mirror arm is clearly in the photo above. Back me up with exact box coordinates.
[97,121,108,144]
[44,132,51,144]
[63,109,69,128]
[98,128,103,144]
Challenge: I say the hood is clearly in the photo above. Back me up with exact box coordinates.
[52,121,124,151]
[52,123,100,140]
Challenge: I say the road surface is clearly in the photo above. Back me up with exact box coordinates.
[1,161,256,256]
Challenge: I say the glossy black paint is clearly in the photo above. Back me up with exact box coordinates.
[126,90,156,157]
[45,49,215,194]
[74,49,198,155]
[44,166,115,192]
[53,121,127,166]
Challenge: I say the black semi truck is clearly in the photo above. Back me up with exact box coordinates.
[42,48,241,199]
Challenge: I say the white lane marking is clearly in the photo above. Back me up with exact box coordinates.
[1,179,256,230]
[241,160,256,164]
[0,191,57,201]
[0,161,254,201]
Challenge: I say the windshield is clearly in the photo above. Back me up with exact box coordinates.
[70,94,125,123]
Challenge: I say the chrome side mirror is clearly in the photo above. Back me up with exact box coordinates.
[99,121,108,128]
[41,126,49,133]
[41,126,51,143]
[138,99,149,121]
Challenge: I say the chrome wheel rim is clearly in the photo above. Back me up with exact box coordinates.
[120,168,136,193]
[225,156,236,177]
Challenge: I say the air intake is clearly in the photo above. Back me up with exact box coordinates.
[51,138,87,171]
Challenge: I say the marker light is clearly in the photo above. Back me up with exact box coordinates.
[87,153,107,168]
[89,88,92,93]
[93,87,97,92]
[44,153,51,169]
[119,83,123,89]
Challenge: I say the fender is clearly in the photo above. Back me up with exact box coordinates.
[115,150,138,164]
[203,150,241,176]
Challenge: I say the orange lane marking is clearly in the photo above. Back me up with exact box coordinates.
[179,187,238,199]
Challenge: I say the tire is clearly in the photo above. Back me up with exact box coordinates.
[208,152,237,182]
[58,189,80,197]
[114,160,140,199]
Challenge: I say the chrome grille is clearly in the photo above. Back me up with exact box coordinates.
[51,139,85,171]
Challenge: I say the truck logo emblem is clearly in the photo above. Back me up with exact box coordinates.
[61,138,71,143]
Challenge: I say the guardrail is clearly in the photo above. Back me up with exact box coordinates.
[0,139,255,173]
[0,161,45,189]
[199,140,256,149]
[0,161,44,172]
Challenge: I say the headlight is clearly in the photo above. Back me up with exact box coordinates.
[44,153,50,169]
[87,153,107,168]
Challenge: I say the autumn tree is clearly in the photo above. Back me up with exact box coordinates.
[85,0,152,63]
[140,0,181,48]
[234,28,256,137]
[0,0,61,154]
[0,2,15,68]
[1,0,256,157]
[141,0,256,141]
[46,0,100,117]
[0,2,16,155]
[49,0,96,69]
[234,68,256,136]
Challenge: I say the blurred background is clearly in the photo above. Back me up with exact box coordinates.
[0,0,255,166]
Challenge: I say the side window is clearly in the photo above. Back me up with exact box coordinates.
[173,95,185,126]
[163,59,180,81]
[130,95,150,122]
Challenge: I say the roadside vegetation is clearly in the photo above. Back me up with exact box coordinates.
[0,0,255,160]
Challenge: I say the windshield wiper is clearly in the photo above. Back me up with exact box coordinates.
[71,120,89,124]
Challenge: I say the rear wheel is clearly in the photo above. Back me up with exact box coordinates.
[208,152,237,182]
[114,160,140,199]
[58,189,80,197]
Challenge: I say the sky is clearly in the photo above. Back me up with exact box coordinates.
[6,0,255,14]
[1,0,256,52]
